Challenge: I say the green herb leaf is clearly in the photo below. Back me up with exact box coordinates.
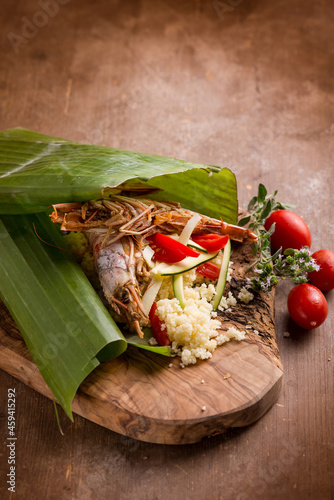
[276,202,297,211]
[247,196,258,211]
[237,215,251,227]
[267,222,276,236]
[271,247,283,261]
[260,200,272,220]
[257,183,267,203]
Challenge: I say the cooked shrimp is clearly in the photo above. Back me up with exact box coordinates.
[51,195,257,337]
[51,195,257,245]
[88,233,149,337]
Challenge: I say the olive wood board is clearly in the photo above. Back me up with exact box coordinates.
[0,243,283,445]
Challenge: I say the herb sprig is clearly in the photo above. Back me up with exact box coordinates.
[239,184,319,292]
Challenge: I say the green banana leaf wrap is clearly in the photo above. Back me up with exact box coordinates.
[0,128,238,418]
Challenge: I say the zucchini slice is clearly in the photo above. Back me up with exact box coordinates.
[187,240,208,253]
[213,239,231,311]
[173,274,186,308]
[152,251,218,277]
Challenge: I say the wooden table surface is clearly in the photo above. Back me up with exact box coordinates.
[0,1,333,499]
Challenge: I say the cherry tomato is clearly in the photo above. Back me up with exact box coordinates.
[287,284,328,329]
[149,302,171,346]
[264,210,311,252]
[191,234,229,253]
[147,233,199,263]
[308,249,334,291]
[196,261,221,280]
[153,248,187,263]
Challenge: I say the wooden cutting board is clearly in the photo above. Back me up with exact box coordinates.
[0,243,283,445]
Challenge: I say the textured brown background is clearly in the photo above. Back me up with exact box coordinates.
[0,0,333,499]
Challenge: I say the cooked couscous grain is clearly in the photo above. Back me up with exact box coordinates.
[156,285,245,366]
[238,287,254,304]
[218,291,237,311]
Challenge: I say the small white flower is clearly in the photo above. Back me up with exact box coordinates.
[245,277,253,289]
[311,260,321,272]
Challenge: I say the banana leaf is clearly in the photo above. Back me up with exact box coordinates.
[0,128,238,224]
[0,213,128,418]
[0,128,239,418]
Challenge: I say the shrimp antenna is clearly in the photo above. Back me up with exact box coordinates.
[33,223,93,254]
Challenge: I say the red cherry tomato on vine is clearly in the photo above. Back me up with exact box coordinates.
[287,284,328,329]
[149,302,171,346]
[308,249,334,292]
[264,210,311,252]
